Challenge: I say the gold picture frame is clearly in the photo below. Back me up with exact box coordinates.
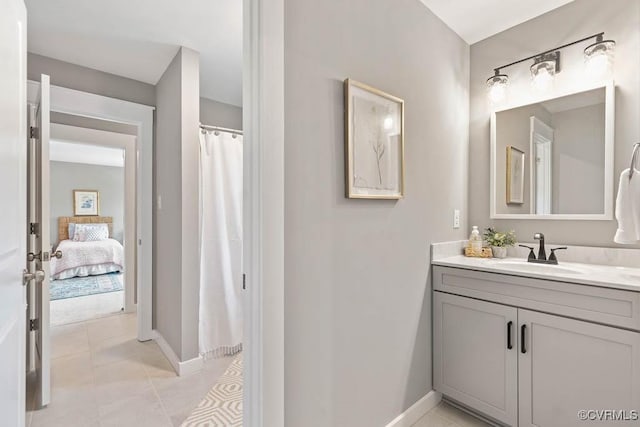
[506,146,525,205]
[344,79,405,199]
[73,189,100,216]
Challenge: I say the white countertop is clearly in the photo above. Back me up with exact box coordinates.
[432,255,640,292]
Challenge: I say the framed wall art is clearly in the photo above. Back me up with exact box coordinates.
[506,146,525,204]
[344,79,404,199]
[73,189,100,216]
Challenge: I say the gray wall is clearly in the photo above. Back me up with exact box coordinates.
[200,97,243,130]
[284,0,470,425]
[469,0,640,247]
[28,53,155,106]
[50,161,124,243]
[154,47,201,361]
[553,104,605,214]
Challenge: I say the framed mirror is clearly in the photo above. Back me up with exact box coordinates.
[490,82,615,220]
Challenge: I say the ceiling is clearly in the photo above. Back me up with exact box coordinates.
[419,0,575,44]
[25,0,242,106]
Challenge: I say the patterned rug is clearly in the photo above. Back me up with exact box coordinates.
[50,273,123,301]
[181,354,243,427]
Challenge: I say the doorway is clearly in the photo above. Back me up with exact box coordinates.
[2,0,285,424]
[24,79,155,417]
[47,124,135,326]
[26,80,155,342]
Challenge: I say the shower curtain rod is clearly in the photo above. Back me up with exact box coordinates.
[199,123,244,136]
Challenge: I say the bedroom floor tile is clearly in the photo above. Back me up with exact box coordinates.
[50,291,124,327]
[27,312,232,427]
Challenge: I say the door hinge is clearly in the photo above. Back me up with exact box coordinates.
[242,273,246,290]
[29,318,39,332]
[29,126,39,139]
[29,222,39,235]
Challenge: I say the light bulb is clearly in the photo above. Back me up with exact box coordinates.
[586,52,609,77]
[486,73,509,105]
[488,83,507,104]
[532,67,554,92]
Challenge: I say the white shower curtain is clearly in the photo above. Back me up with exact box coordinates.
[199,130,243,358]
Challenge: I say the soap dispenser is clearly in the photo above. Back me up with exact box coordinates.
[469,226,483,252]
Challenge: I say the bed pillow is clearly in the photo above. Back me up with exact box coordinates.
[68,223,76,240]
[73,223,109,242]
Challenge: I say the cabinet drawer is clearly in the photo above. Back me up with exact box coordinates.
[433,266,640,331]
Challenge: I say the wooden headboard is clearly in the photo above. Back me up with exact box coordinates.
[58,216,113,242]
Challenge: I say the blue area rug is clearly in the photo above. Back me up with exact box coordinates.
[50,273,123,301]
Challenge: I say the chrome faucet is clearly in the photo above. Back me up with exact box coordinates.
[519,233,567,265]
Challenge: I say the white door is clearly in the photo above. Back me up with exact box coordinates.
[519,309,640,427]
[0,0,28,425]
[433,292,518,426]
[28,74,52,408]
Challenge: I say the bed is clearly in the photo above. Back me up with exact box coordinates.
[50,216,124,280]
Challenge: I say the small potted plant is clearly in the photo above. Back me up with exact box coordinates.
[483,228,517,259]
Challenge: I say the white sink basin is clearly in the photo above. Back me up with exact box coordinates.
[487,259,584,275]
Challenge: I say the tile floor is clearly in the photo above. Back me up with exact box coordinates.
[26,312,235,427]
[412,401,493,427]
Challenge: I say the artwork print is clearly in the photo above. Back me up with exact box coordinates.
[506,146,525,204]
[73,190,100,216]
[344,79,404,199]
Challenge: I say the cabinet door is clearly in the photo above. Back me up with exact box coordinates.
[434,292,518,425]
[519,309,640,427]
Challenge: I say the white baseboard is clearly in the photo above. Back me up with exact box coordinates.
[152,330,203,376]
[386,391,442,427]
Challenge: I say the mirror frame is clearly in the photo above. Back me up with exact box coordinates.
[490,81,615,220]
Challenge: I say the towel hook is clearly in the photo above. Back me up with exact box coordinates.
[630,143,640,180]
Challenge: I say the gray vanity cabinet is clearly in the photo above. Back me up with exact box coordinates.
[433,292,518,426]
[434,288,640,427]
[518,309,640,427]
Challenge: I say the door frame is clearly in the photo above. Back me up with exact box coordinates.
[27,81,154,341]
[243,0,285,425]
[49,123,137,313]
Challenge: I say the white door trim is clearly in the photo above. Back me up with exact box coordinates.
[27,81,155,341]
[243,0,285,425]
[49,123,137,313]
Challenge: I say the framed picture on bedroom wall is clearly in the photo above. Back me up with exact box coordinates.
[344,78,405,199]
[73,190,100,216]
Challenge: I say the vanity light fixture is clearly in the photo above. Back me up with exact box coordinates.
[530,52,560,92]
[487,32,614,102]
[486,70,509,104]
[584,34,616,77]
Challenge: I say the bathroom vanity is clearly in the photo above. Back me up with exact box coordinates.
[431,246,640,427]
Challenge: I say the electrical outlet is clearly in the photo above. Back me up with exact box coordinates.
[157,195,162,211]
[453,209,460,229]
